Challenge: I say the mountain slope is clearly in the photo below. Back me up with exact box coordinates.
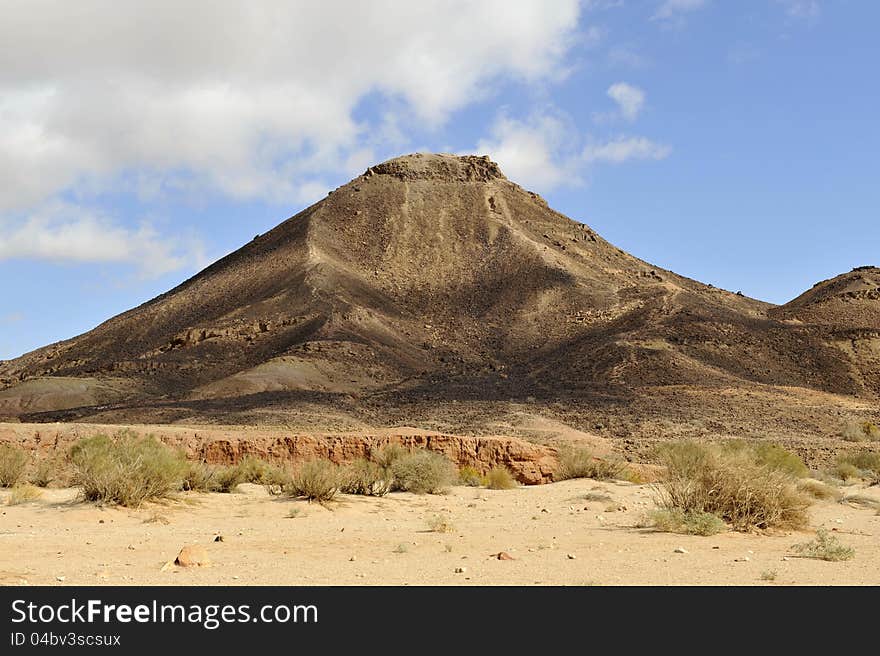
[0,154,877,438]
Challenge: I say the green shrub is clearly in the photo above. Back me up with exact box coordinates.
[792,529,854,561]
[654,441,809,531]
[644,508,726,536]
[70,433,186,507]
[373,443,407,470]
[284,459,340,501]
[180,461,218,492]
[485,466,518,490]
[842,420,880,442]
[715,440,808,478]
[389,449,456,494]
[340,458,391,496]
[211,465,245,493]
[0,444,29,488]
[458,465,483,487]
[427,514,455,533]
[555,446,628,481]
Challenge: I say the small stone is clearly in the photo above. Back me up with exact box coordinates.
[349,556,357,562]
[454,567,467,574]
[781,557,790,562]
[496,552,515,561]
[127,544,136,550]
[232,575,240,580]
[174,545,211,567]
[214,535,224,542]
[674,547,688,554]
[567,553,576,560]
[55,576,65,582]
[734,556,750,562]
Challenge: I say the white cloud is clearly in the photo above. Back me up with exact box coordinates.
[475,112,583,190]
[607,82,646,121]
[0,203,206,278]
[0,1,581,217]
[583,136,671,163]
[652,0,707,21]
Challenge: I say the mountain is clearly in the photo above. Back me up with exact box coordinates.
[1,154,877,445]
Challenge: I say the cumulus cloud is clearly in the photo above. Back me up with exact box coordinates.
[475,112,582,190]
[652,0,707,22]
[607,82,646,121]
[582,136,671,164]
[0,203,206,278]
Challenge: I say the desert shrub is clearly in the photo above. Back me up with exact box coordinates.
[180,461,218,492]
[211,465,245,493]
[792,529,854,561]
[485,466,517,490]
[797,479,843,501]
[840,494,880,510]
[458,465,483,487]
[555,446,628,481]
[644,508,726,536]
[7,484,42,505]
[260,463,292,496]
[284,459,340,501]
[715,440,808,478]
[427,514,455,533]
[654,441,809,531]
[0,444,29,488]
[389,449,456,494]
[835,450,880,482]
[831,462,861,482]
[842,420,880,442]
[760,570,778,582]
[340,458,391,496]
[70,433,187,507]
[373,443,407,470]
[28,456,61,488]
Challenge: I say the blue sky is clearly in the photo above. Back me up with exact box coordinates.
[1,0,877,360]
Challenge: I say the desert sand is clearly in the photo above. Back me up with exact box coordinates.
[2,479,878,587]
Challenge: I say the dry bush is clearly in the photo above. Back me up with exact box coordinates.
[70,432,186,507]
[180,461,218,492]
[0,443,29,488]
[485,466,517,490]
[797,479,843,501]
[284,459,340,501]
[792,529,854,561]
[373,443,407,470]
[458,465,483,487]
[555,446,628,481]
[653,441,809,531]
[840,494,880,511]
[340,458,391,496]
[389,449,456,494]
[834,450,880,483]
[427,514,455,533]
[28,455,62,488]
[714,440,809,478]
[644,508,726,536]
[210,465,245,493]
[842,420,880,442]
[7,484,42,505]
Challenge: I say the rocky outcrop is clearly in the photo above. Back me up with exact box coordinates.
[0,423,558,485]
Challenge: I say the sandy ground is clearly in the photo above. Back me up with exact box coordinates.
[1,480,879,586]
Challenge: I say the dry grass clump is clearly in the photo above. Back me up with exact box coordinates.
[555,446,630,482]
[70,433,186,507]
[792,529,854,561]
[426,514,455,533]
[0,443,29,487]
[832,450,880,484]
[485,466,518,490]
[458,465,483,487]
[373,443,407,470]
[7,484,43,505]
[653,441,809,531]
[717,440,809,478]
[28,455,63,488]
[389,449,456,494]
[284,459,340,502]
[340,458,392,496]
[644,508,727,536]
[842,420,880,442]
[797,479,843,501]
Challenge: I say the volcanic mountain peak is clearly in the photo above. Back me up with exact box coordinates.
[0,153,878,430]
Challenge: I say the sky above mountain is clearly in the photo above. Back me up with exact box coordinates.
[1,0,877,359]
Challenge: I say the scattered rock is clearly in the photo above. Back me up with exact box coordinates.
[494,552,515,561]
[674,547,688,554]
[734,556,750,563]
[214,535,224,542]
[174,545,211,568]
[567,553,577,560]
[349,556,357,562]
[454,567,467,574]
[55,576,65,582]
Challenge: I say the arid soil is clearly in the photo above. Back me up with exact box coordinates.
[2,479,878,586]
